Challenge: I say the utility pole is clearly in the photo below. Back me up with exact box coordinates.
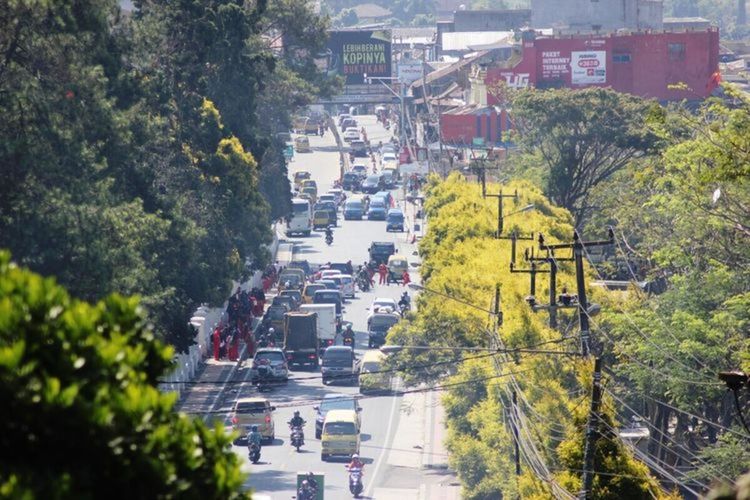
[483,188,518,238]
[580,357,603,500]
[524,247,559,329]
[536,229,613,500]
[512,390,521,478]
[538,229,614,356]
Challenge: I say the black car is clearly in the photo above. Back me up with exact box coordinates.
[342,172,360,191]
[360,174,383,194]
[350,140,368,157]
[368,241,396,265]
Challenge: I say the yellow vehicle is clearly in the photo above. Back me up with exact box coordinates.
[293,171,311,187]
[231,397,276,442]
[313,209,335,230]
[294,136,311,153]
[321,409,360,461]
[359,350,391,394]
[302,283,325,304]
[301,186,317,204]
[301,179,317,190]
[387,254,409,281]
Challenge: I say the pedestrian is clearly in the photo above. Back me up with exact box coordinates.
[402,270,411,286]
[212,326,222,361]
[378,263,388,285]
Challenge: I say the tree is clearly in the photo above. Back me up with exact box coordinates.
[509,88,659,225]
[0,252,247,498]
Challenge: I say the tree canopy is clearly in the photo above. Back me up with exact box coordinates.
[0,251,246,498]
[509,87,659,225]
[0,0,332,351]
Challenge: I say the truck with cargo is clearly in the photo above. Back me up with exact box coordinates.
[299,303,337,352]
[283,311,319,368]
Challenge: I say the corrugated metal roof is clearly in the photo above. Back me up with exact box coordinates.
[412,50,489,88]
[441,31,514,52]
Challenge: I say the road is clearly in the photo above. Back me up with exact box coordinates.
[224,115,453,500]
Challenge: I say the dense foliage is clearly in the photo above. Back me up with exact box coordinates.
[509,87,659,225]
[0,252,246,498]
[0,0,331,351]
[388,175,664,499]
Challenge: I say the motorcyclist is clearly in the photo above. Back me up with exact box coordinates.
[325,226,333,242]
[399,291,411,309]
[247,425,262,449]
[298,480,315,500]
[343,324,355,344]
[347,453,365,472]
[345,260,354,275]
[288,410,306,429]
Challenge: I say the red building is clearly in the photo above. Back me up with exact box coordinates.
[440,105,511,145]
[486,28,720,102]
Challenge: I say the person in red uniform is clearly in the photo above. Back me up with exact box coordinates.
[212,326,222,360]
[401,270,411,287]
[378,263,388,285]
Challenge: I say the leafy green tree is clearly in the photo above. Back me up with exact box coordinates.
[0,252,246,498]
[510,88,659,225]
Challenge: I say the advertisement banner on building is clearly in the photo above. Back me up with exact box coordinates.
[571,51,606,84]
[398,60,423,84]
[326,30,392,85]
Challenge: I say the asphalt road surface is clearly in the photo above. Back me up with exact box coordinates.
[234,115,436,500]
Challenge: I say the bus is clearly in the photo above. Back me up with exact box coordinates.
[287,198,312,237]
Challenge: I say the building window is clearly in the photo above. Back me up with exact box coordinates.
[668,43,685,62]
[613,53,631,63]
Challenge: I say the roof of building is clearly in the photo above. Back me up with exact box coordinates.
[662,17,711,24]
[351,3,392,19]
[412,50,489,88]
[441,31,514,52]
[392,27,437,45]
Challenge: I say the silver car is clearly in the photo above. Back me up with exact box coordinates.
[251,348,289,382]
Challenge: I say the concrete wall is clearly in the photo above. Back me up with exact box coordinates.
[531,0,663,32]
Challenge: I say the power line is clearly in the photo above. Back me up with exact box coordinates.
[180,367,537,415]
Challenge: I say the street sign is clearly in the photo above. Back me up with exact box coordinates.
[472,137,485,146]
[398,60,423,84]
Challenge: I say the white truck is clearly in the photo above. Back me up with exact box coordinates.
[299,303,337,351]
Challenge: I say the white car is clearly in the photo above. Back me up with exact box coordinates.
[343,129,360,142]
[320,269,342,280]
[367,298,398,321]
[382,152,397,164]
[334,274,355,298]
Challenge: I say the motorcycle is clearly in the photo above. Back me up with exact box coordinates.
[398,300,411,316]
[343,333,354,347]
[290,425,304,452]
[356,273,370,292]
[248,442,261,464]
[256,364,272,393]
[348,467,364,497]
[325,229,333,246]
[297,486,316,500]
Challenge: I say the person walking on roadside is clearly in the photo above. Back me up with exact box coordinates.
[402,270,411,287]
[378,263,388,285]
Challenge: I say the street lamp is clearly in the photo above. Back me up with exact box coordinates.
[364,73,406,145]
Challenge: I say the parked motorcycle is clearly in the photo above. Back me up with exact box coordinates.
[348,467,364,497]
[290,425,305,452]
[248,443,261,464]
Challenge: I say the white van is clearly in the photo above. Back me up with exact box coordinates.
[287,198,312,236]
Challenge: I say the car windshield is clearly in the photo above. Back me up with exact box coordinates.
[323,350,352,366]
[305,285,324,296]
[346,201,362,208]
[390,259,407,267]
[256,351,285,363]
[370,200,385,208]
[365,176,379,184]
[268,308,286,320]
[371,315,399,329]
[362,362,381,373]
[320,399,355,412]
[236,401,267,413]
[316,292,339,301]
[292,201,309,213]
[372,244,394,252]
[324,421,356,435]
